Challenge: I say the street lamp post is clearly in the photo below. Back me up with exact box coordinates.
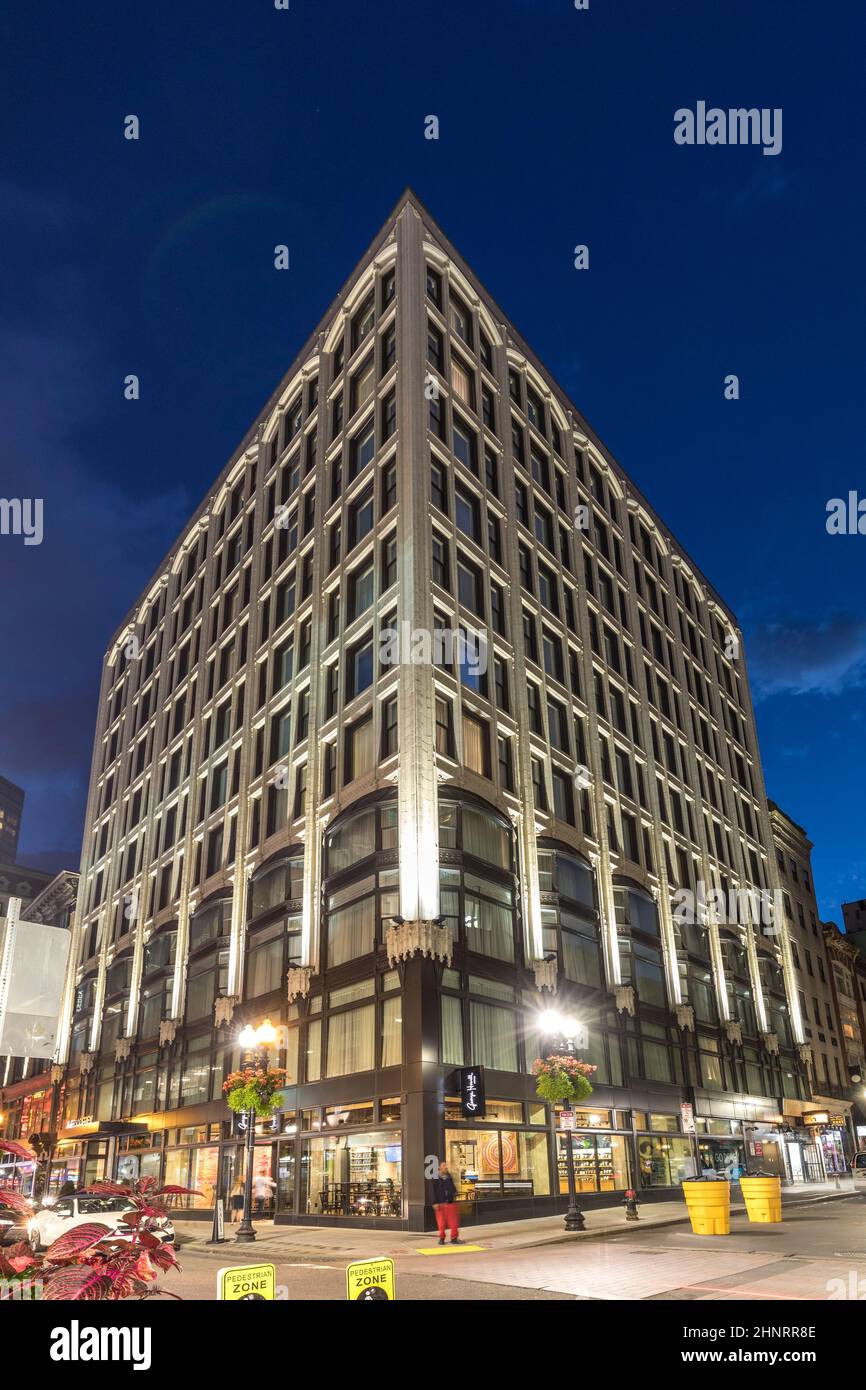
[234,1019,277,1245]
[538,1008,588,1233]
[560,1116,585,1232]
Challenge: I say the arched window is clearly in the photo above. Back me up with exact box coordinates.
[326,803,396,877]
[322,800,399,969]
[438,798,516,963]
[538,846,601,988]
[185,897,231,1023]
[615,882,666,1008]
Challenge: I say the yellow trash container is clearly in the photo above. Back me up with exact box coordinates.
[682,1179,731,1235]
[739,1174,782,1223]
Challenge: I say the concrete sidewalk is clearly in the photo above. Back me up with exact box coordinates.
[175,1177,858,1260]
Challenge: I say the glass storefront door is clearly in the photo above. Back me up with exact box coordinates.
[276,1139,296,1213]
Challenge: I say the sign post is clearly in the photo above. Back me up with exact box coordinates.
[208,1196,226,1245]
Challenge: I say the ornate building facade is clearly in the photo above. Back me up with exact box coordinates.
[53,192,817,1228]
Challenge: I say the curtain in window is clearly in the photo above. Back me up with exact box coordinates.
[350,718,375,779]
[465,895,514,962]
[381,996,402,1067]
[557,853,594,907]
[327,894,375,967]
[247,935,282,998]
[471,1001,518,1071]
[251,863,288,916]
[461,715,486,775]
[462,807,508,867]
[328,809,376,873]
[561,929,601,988]
[306,1018,321,1082]
[441,995,464,1065]
[326,1005,375,1076]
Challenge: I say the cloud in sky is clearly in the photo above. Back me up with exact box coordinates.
[747,616,866,699]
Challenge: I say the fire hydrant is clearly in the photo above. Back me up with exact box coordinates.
[623,1188,640,1221]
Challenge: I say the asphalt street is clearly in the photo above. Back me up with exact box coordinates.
[155,1197,866,1301]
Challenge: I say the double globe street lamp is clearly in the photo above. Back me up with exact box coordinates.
[234,1018,278,1244]
[537,1008,588,1233]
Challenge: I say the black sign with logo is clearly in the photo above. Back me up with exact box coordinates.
[459,1065,486,1119]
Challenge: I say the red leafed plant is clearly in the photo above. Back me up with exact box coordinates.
[0,1146,194,1301]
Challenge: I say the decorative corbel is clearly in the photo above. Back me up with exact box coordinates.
[214,995,239,1028]
[533,958,558,993]
[287,966,312,1002]
[614,984,636,1017]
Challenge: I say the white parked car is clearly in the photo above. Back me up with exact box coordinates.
[853,1151,866,1197]
[31,1193,175,1252]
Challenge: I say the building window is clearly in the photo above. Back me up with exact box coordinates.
[462,711,490,777]
[381,697,398,758]
[345,713,374,782]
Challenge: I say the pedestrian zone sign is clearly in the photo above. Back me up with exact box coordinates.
[218,1262,277,1300]
[346,1256,396,1301]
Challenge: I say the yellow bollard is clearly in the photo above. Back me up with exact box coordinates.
[681,1179,731,1235]
[739,1175,782,1223]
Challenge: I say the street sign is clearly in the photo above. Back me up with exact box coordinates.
[459,1065,485,1118]
[346,1257,396,1301]
[217,1262,276,1301]
[680,1102,696,1134]
[208,1197,226,1244]
[560,1110,576,1131]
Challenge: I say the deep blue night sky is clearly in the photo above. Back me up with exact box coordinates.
[1,1,863,924]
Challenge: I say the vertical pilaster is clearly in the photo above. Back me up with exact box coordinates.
[395,204,439,923]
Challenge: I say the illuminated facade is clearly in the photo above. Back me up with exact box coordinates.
[57,192,815,1227]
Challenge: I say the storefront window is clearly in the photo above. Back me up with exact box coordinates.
[698,1136,745,1180]
[191,1146,219,1207]
[276,1139,295,1211]
[637,1136,695,1187]
[301,1131,402,1217]
[648,1113,680,1133]
[557,1133,630,1193]
[445,1128,550,1199]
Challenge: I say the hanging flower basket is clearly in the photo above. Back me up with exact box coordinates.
[532,1054,596,1107]
[222,1067,286,1118]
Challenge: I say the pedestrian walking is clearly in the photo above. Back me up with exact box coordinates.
[252,1171,276,1215]
[229,1175,245,1224]
[430,1160,462,1245]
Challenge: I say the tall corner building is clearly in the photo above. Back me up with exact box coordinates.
[56,190,826,1228]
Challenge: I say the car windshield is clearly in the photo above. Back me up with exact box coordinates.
[76,1197,134,1215]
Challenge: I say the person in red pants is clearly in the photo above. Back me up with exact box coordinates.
[431,1160,463,1244]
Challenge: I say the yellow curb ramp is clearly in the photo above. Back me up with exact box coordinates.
[415,1244,487,1255]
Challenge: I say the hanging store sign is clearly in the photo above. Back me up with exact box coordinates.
[459,1066,486,1119]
